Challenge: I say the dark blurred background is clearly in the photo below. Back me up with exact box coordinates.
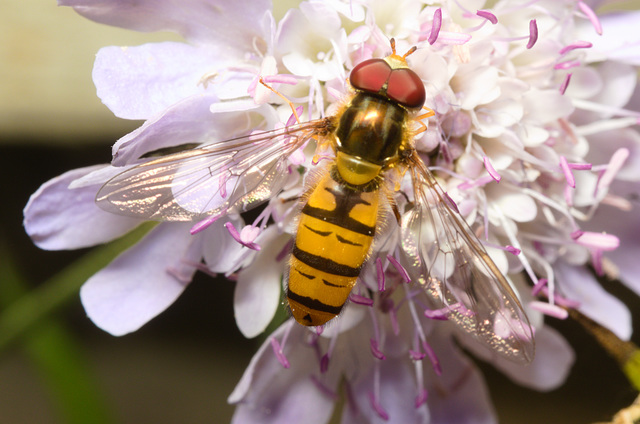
[2,2,639,423]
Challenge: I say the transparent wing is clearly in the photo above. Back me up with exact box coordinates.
[400,152,534,364]
[96,119,330,221]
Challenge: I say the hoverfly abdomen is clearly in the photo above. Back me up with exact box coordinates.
[287,172,380,326]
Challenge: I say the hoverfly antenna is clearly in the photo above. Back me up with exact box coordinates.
[390,38,397,55]
[402,46,417,59]
[388,38,417,61]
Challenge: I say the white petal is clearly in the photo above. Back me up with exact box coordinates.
[111,95,277,166]
[487,185,537,222]
[24,165,141,250]
[93,43,234,119]
[61,0,272,48]
[487,326,574,391]
[344,358,430,424]
[80,223,199,336]
[234,227,290,338]
[522,89,574,125]
[201,216,247,274]
[556,261,632,340]
[451,65,500,110]
[230,321,339,424]
[579,11,640,66]
[427,335,496,424]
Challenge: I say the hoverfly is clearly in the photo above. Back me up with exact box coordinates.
[97,39,535,363]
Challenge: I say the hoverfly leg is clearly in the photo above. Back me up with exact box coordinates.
[413,107,436,137]
[389,192,402,225]
[259,77,302,124]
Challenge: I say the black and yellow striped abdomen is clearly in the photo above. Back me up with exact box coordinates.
[287,172,380,326]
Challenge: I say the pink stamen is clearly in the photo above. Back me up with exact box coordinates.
[531,278,548,296]
[529,301,568,319]
[376,257,385,292]
[224,222,261,250]
[320,353,330,374]
[506,245,521,255]
[574,231,619,251]
[568,162,592,171]
[451,302,475,317]
[409,349,426,360]
[540,287,581,309]
[437,31,472,45]
[559,73,572,95]
[387,255,411,283]
[370,339,386,360]
[270,338,290,368]
[219,172,229,198]
[286,106,304,127]
[415,389,428,408]
[554,60,580,70]
[424,307,449,320]
[180,260,219,278]
[571,229,584,240]
[564,183,574,206]
[389,307,400,335]
[165,267,192,285]
[527,19,538,49]
[190,213,223,235]
[596,148,629,194]
[592,249,604,276]
[310,375,339,400]
[444,192,460,214]
[423,340,442,375]
[458,175,495,190]
[262,74,299,85]
[559,156,575,188]
[578,1,603,35]
[559,41,593,55]
[476,10,497,24]
[429,8,442,45]
[311,154,333,166]
[368,391,389,420]
[483,156,501,182]
[350,293,374,306]
[275,238,293,262]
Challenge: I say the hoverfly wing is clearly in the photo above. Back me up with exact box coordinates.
[96,120,328,221]
[400,153,534,364]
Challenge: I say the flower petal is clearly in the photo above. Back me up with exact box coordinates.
[93,43,234,119]
[344,358,430,424]
[111,96,277,166]
[24,165,141,250]
[60,0,272,47]
[579,11,640,66]
[487,185,537,223]
[427,335,496,424]
[234,227,290,338]
[556,262,632,341]
[485,326,574,391]
[201,215,248,274]
[80,222,199,336]
[230,322,339,424]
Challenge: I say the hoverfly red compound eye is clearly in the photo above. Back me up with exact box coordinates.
[349,59,392,94]
[349,58,426,109]
[386,68,426,109]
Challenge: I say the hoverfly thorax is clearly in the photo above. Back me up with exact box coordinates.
[334,53,426,187]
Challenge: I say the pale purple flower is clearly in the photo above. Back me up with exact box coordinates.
[23,0,640,422]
